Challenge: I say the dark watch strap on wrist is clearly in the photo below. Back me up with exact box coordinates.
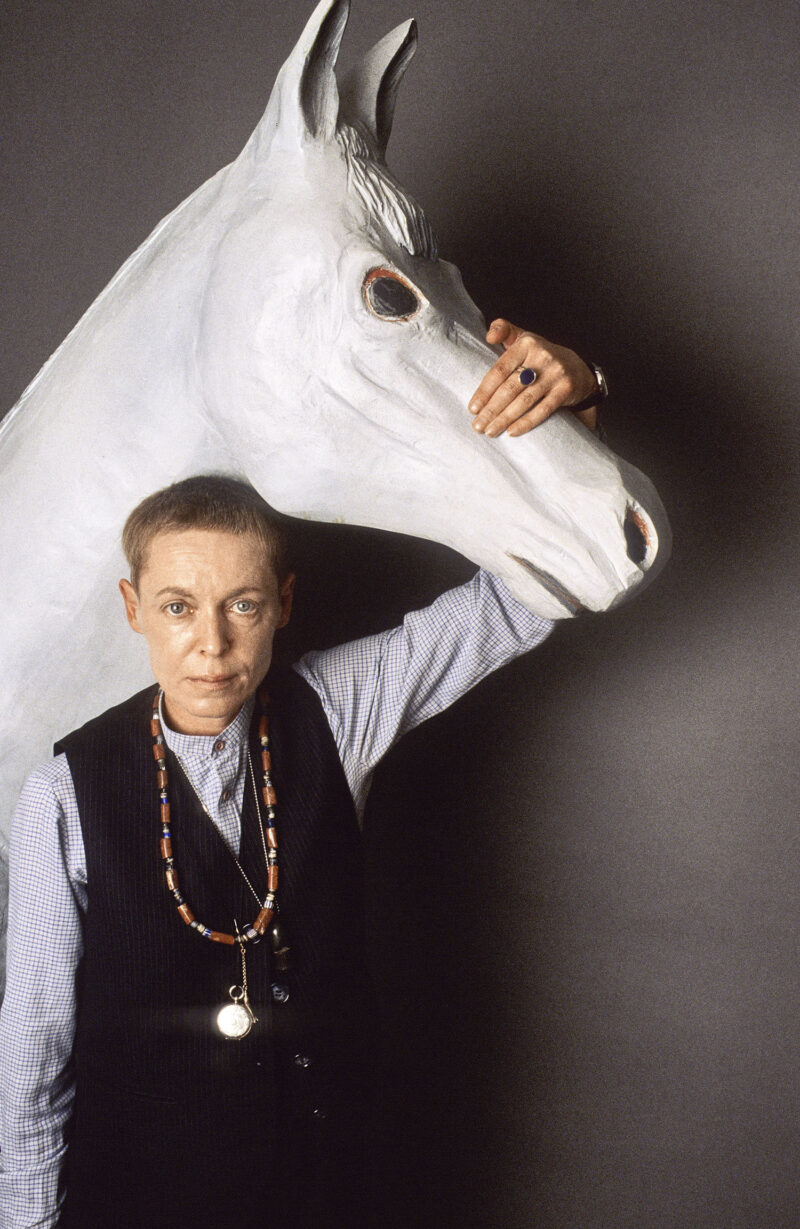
[570,362,608,414]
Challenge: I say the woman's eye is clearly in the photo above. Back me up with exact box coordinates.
[363,268,421,321]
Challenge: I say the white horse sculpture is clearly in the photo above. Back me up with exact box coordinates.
[0,0,670,948]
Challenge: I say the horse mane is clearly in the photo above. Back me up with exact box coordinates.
[337,123,438,260]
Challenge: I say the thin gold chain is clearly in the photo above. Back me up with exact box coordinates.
[247,746,271,874]
[235,924,249,1000]
[175,750,268,910]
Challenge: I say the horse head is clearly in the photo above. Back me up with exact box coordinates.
[196,0,670,619]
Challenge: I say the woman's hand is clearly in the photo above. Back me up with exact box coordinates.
[469,319,600,436]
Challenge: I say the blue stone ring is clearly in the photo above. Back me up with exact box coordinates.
[518,366,537,387]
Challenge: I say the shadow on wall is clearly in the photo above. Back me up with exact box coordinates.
[270,187,799,1227]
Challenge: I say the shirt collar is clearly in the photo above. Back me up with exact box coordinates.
[159,692,255,760]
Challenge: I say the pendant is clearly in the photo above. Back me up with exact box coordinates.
[216,984,256,1040]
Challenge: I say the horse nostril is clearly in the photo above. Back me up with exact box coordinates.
[624,507,649,566]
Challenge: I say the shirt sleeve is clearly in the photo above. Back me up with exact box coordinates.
[293,569,554,815]
[0,757,87,1229]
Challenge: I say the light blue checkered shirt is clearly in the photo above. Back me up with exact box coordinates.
[0,570,552,1228]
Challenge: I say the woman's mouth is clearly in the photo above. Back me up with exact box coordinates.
[190,675,237,690]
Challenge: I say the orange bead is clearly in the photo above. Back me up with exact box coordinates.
[264,786,277,807]
[165,868,179,891]
[160,803,171,824]
[254,906,274,935]
[157,770,168,789]
[209,931,236,945]
[160,837,172,859]
[267,866,279,892]
[152,744,166,762]
[178,904,195,925]
[266,827,278,850]
[150,718,161,737]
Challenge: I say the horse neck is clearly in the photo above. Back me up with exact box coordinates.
[0,168,240,563]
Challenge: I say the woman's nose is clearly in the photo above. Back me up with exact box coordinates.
[197,610,230,655]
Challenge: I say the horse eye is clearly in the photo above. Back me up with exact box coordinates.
[363,269,421,321]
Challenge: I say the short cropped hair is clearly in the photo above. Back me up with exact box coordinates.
[122,475,290,591]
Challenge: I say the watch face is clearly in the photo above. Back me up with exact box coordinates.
[217,1001,253,1039]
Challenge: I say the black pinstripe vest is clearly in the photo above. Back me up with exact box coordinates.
[54,669,376,1229]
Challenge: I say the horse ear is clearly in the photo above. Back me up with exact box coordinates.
[338,19,418,158]
[256,0,349,151]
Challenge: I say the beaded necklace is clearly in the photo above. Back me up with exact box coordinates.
[151,685,279,1038]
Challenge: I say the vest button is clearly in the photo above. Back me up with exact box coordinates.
[293,1054,312,1068]
[213,739,226,753]
[221,788,232,803]
[271,982,290,1003]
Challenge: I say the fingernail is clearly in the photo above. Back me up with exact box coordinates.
[472,419,484,432]
[485,424,499,438]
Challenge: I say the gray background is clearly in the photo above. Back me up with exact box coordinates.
[2,1,799,1225]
